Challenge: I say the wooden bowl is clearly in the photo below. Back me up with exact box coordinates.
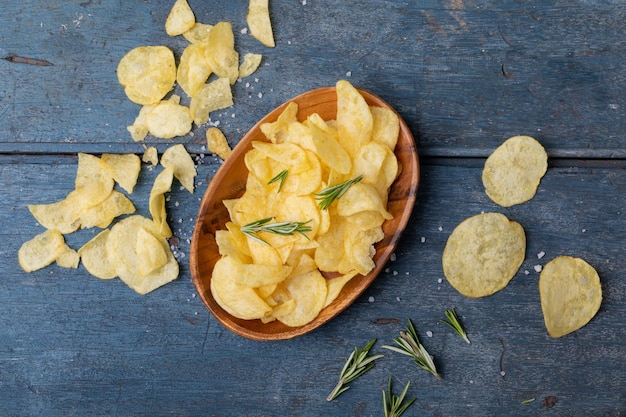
[190,86,419,341]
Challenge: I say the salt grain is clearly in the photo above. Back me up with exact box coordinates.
[438,226,443,231]
[420,237,426,243]
[345,71,352,77]
[368,296,375,303]
[390,253,396,262]
[437,278,443,284]
[426,331,433,337]
[537,251,545,259]
[534,265,542,272]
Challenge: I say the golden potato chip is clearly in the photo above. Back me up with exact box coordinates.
[189,77,234,125]
[338,226,384,275]
[247,0,275,48]
[442,212,526,298]
[101,153,141,194]
[206,127,232,160]
[78,229,117,279]
[336,80,373,158]
[539,256,602,338]
[149,167,174,238]
[183,22,213,44]
[273,270,327,327]
[136,227,169,276]
[142,146,159,166]
[18,229,67,272]
[28,191,85,234]
[260,102,298,143]
[351,141,398,197]
[307,113,352,175]
[211,256,272,320]
[238,53,263,78]
[336,182,393,220]
[161,143,197,193]
[482,135,548,207]
[127,104,156,142]
[78,190,135,229]
[56,245,80,269]
[117,46,176,105]
[324,271,358,308]
[203,22,239,84]
[370,105,400,151]
[233,263,293,288]
[165,0,195,36]
[75,153,115,206]
[146,99,193,139]
[177,42,212,97]
[106,215,179,294]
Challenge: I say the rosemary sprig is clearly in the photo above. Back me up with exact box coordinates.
[240,217,312,245]
[382,319,442,380]
[315,174,363,210]
[326,338,384,401]
[440,308,470,344]
[268,169,288,192]
[383,377,416,417]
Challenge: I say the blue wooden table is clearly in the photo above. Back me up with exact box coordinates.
[1,1,625,416]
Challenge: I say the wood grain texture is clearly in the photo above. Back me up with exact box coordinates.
[1,0,625,415]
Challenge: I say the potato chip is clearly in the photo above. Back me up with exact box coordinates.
[442,212,526,298]
[203,22,239,84]
[127,104,156,142]
[336,182,393,220]
[165,0,195,36]
[18,229,67,272]
[336,80,373,158]
[260,102,298,143]
[142,146,159,166]
[238,53,263,78]
[136,227,169,276]
[28,191,85,235]
[351,141,398,197]
[146,98,193,139]
[56,245,80,269]
[78,190,135,229]
[75,153,115,206]
[177,42,213,97]
[149,167,174,238]
[189,77,234,125]
[233,263,293,288]
[539,256,602,338]
[183,22,213,44]
[78,229,117,279]
[211,256,272,320]
[247,0,275,48]
[273,270,327,327]
[482,135,548,207]
[106,215,179,294]
[161,143,197,193]
[117,46,176,105]
[206,127,232,160]
[370,105,400,151]
[324,271,358,308]
[101,153,141,194]
[307,113,351,175]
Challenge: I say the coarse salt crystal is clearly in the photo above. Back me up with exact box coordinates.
[420,237,426,243]
[368,296,375,303]
[345,71,352,77]
[534,265,542,272]
[390,253,396,261]
[537,251,545,259]
[426,331,433,337]
[437,278,443,284]
[438,226,443,231]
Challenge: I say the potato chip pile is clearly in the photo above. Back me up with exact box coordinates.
[18,144,197,294]
[210,80,400,327]
[118,0,273,141]
[442,135,602,338]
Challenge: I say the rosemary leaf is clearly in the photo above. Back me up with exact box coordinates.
[440,308,470,344]
[241,217,312,245]
[315,174,363,210]
[268,169,288,192]
[326,338,384,401]
[383,376,416,417]
[382,319,442,380]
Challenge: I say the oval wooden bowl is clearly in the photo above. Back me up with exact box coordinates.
[190,86,419,341]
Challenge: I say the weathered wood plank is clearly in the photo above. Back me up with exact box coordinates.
[1,156,624,416]
[1,1,624,158]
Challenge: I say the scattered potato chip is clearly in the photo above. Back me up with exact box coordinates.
[74,153,115,206]
[165,0,195,36]
[18,229,67,272]
[78,190,136,229]
[239,53,263,78]
[28,191,85,235]
[247,0,275,48]
[146,98,193,139]
[149,167,174,238]
[177,42,213,97]
[101,153,141,194]
[56,245,80,269]
[142,146,159,166]
[482,135,548,207]
[206,127,232,160]
[78,230,117,279]
[183,22,213,43]
[117,46,176,105]
[539,256,602,338]
[161,144,197,193]
[127,104,156,142]
[203,22,239,84]
[190,77,234,125]
[106,215,179,295]
[442,212,526,298]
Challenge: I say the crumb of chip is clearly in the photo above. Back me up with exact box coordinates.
[142,146,159,166]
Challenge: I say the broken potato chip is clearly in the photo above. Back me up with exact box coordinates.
[247,0,275,47]
[539,256,602,338]
[442,212,526,298]
[482,135,548,207]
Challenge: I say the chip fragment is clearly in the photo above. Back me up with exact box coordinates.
[247,0,275,47]
[165,0,195,36]
[18,229,67,272]
[539,256,602,338]
[482,135,548,207]
[160,144,197,193]
[206,127,232,160]
[442,212,526,298]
